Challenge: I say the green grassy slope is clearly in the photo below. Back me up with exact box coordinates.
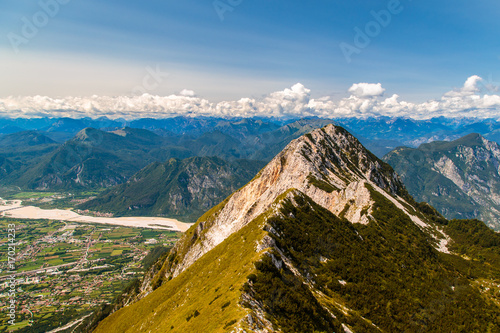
[94,190,500,332]
[94,209,268,333]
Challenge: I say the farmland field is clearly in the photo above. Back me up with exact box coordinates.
[0,218,181,332]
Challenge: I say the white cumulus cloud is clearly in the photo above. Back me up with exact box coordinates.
[0,76,499,120]
[348,83,385,98]
[443,75,483,98]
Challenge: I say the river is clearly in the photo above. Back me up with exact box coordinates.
[0,198,193,232]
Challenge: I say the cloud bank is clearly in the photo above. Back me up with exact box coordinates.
[1,76,499,120]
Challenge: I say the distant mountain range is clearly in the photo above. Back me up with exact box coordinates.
[3,116,500,230]
[0,118,336,191]
[2,116,500,150]
[92,124,500,333]
[0,127,192,190]
[384,133,500,231]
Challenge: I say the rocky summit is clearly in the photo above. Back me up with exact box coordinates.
[94,125,500,333]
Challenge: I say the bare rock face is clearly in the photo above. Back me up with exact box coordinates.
[438,137,500,229]
[385,133,500,230]
[169,124,410,277]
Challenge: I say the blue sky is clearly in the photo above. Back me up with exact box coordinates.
[1,0,499,104]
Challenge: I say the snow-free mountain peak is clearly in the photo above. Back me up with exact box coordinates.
[165,124,445,278]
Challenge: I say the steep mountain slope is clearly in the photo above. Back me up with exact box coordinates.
[0,156,14,179]
[384,133,500,230]
[94,124,500,332]
[80,157,265,221]
[160,124,414,278]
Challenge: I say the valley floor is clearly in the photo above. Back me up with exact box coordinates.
[0,198,193,232]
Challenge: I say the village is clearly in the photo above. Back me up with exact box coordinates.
[0,218,180,332]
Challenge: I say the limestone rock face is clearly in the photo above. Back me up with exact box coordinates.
[170,124,412,277]
[385,133,500,230]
